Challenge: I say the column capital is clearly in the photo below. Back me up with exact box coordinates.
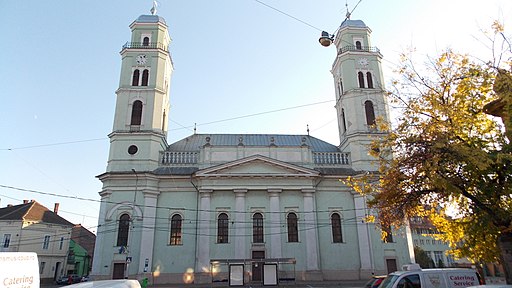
[233,189,248,194]
[267,188,282,193]
[199,189,213,198]
[99,189,112,198]
[301,188,316,195]
[142,189,160,198]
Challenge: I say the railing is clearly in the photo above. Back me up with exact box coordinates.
[338,45,380,55]
[313,152,350,165]
[161,151,349,165]
[161,151,198,164]
[122,42,168,51]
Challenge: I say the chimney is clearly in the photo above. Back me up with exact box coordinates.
[23,200,29,204]
[54,203,60,214]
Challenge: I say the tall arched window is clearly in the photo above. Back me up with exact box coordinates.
[367,72,374,88]
[117,214,130,246]
[341,108,347,133]
[162,110,166,131]
[338,79,344,96]
[253,213,264,243]
[331,213,343,243]
[217,213,229,243]
[365,100,376,126]
[358,72,365,88]
[355,41,362,50]
[141,70,149,86]
[132,69,140,86]
[143,37,150,46]
[287,212,298,242]
[131,100,143,125]
[170,214,182,245]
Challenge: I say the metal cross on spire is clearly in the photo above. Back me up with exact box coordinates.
[150,0,158,15]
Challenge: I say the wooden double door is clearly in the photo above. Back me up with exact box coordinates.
[251,251,265,282]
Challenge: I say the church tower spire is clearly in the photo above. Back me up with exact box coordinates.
[107,13,173,172]
[331,19,390,171]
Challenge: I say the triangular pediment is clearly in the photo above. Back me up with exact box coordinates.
[195,154,319,178]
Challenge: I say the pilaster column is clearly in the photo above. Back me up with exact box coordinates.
[196,189,212,272]
[302,188,319,271]
[354,195,372,272]
[234,189,247,259]
[268,189,282,259]
[138,190,160,274]
[92,190,111,276]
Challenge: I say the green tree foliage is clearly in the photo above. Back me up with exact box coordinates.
[414,246,434,268]
[347,22,512,282]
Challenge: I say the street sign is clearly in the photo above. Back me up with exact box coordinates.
[126,256,132,263]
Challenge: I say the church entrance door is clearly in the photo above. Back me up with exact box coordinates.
[251,251,265,282]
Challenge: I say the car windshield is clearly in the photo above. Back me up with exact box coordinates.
[379,275,399,288]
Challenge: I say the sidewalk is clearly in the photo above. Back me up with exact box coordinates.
[148,279,367,288]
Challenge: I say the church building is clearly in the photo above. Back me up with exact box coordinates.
[91,8,414,285]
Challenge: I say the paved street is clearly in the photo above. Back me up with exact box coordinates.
[43,280,367,288]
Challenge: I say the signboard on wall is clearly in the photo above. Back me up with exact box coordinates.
[229,264,244,287]
[263,264,278,286]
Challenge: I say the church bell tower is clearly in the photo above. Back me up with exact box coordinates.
[107,13,173,172]
[329,19,390,171]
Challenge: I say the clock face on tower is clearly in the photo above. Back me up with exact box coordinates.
[358,58,369,67]
[136,54,147,65]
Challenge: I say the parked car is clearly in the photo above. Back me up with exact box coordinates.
[81,275,90,282]
[56,275,69,285]
[365,275,387,288]
[379,264,484,288]
[56,274,82,285]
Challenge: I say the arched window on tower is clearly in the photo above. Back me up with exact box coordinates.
[141,69,149,86]
[338,79,344,97]
[162,110,166,132]
[143,37,150,46]
[170,214,182,245]
[367,72,374,88]
[358,72,365,88]
[287,212,298,242]
[355,41,362,50]
[365,100,376,127]
[253,213,264,243]
[132,69,140,86]
[131,100,143,126]
[331,213,343,243]
[217,213,229,243]
[341,108,347,133]
[116,213,130,247]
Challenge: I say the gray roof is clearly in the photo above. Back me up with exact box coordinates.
[167,134,340,153]
[153,167,199,175]
[135,14,166,25]
[340,19,367,29]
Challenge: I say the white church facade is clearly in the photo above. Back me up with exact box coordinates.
[91,10,415,285]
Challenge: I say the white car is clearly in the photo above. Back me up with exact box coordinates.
[67,279,141,288]
[467,286,512,288]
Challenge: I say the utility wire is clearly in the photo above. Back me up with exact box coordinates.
[1,99,334,151]
[252,0,324,32]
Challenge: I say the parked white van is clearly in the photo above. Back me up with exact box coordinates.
[380,264,483,288]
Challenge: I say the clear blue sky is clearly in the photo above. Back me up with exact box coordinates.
[1,0,510,233]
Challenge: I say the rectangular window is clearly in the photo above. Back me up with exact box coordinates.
[383,225,393,243]
[43,235,51,250]
[3,234,11,248]
[59,237,64,250]
[40,261,46,274]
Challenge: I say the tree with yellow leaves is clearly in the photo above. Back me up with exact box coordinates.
[350,22,512,283]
